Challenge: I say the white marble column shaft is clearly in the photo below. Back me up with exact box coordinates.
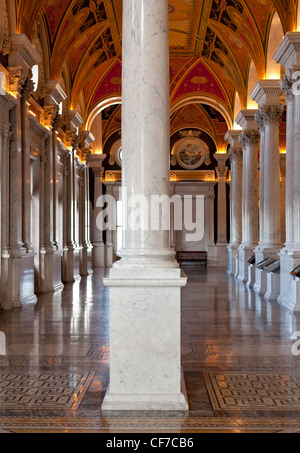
[240,131,260,247]
[281,75,295,247]
[293,88,300,246]
[119,0,174,266]
[229,147,243,245]
[262,107,283,247]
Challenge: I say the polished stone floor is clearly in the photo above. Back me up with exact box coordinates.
[0,265,300,433]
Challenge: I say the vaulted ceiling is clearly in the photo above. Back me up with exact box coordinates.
[16,0,298,126]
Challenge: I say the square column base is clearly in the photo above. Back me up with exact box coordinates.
[265,271,281,301]
[254,247,280,295]
[247,264,256,289]
[102,372,188,411]
[227,244,239,276]
[253,268,268,295]
[103,267,188,411]
[237,245,255,283]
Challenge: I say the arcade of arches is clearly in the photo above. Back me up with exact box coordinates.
[1,0,300,433]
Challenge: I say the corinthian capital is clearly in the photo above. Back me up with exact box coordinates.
[239,130,260,148]
[8,69,26,94]
[228,147,243,163]
[259,105,285,125]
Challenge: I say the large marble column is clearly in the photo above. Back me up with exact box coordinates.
[250,81,283,295]
[274,33,300,311]
[102,0,188,411]
[88,153,106,267]
[0,93,16,309]
[78,131,94,276]
[6,34,39,307]
[224,131,243,277]
[280,153,286,244]
[235,110,260,283]
[62,111,83,282]
[40,82,66,292]
[214,153,228,266]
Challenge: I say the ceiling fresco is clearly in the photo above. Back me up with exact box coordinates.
[16,0,298,127]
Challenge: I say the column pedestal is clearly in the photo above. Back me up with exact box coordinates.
[278,249,300,311]
[227,244,239,277]
[102,268,188,411]
[238,245,255,283]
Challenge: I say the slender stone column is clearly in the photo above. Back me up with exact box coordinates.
[236,110,259,283]
[20,76,34,252]
[251,82,283,261]
[225,131,243,276]
[102,0,188,411]
[104,182,115,267]
[6,34,39,307]
[280,153,286,244]
[214,153,228,266]
[280,73,295,247]
[274,33,300,310]
[255,109,266,248]
[88,154,106,267]
[62,111,83,282]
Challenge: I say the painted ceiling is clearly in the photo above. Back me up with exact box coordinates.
[16,0,298,127]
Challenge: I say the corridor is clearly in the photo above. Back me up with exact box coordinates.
[0,266,299,433]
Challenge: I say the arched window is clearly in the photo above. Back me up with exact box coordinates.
[266,12,284,80]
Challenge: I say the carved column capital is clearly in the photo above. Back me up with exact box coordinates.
[21,73,35,102]
[259,105,285,125]
[8,69,26,94]
[41,105,59,129]
[255,109,266,131]
[239,130,260,148]
[63,130,78,150]
[228,147,243,163]
[216,167,228,181]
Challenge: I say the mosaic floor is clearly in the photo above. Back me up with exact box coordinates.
[0,266,300,433]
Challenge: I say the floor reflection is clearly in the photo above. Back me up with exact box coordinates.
[0,266,300,433]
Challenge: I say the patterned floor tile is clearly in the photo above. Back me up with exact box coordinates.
[204,372,300,411]
[0,372,95,410]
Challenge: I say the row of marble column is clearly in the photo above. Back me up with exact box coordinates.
[0,34,95,309]
[227,33,300,311]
